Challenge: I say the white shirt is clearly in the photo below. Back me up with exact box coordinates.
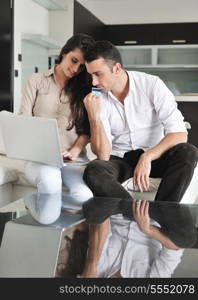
[97,214,184,278]
[100,71,187,158]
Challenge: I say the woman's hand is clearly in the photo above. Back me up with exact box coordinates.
[62,150,73,161]
[132,200,151,234]
[62,149,78,161]
[62,135,89,161]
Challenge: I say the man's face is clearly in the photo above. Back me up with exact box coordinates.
[85,58,116,93]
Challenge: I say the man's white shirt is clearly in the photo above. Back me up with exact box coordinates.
[100,71,187,158]
[97,214,184,278]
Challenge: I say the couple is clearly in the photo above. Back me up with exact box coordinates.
[21,33,198,277]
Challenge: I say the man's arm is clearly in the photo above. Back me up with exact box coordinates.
[134,132,187,192]
[133,76,188,192]
[133,200,181,250]
[81,220,110,278]
[133,200,184,277]
[83,93,111,160]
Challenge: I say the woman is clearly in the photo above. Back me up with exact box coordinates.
[20,33,94,224]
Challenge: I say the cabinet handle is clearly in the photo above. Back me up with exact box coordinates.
[124,40,137,45]
[172,40,186,44]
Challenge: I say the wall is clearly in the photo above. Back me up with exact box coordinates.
[14,0,75,113]
[49,0,74,51]
[74,0,105,40]
[14,0,49,113]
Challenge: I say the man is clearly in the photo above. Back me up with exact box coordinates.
[81,40,198,277]
[96,200,184,278]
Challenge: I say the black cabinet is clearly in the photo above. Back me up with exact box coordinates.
[105,23,198,46]
[177,102,198,148]
[156,23,198,45]
[105,24,156,45]
[0,0,14,112]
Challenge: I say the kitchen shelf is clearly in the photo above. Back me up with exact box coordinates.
[32,0,67,10]
[22,34,62,49]
[117,44,198,97]
[117,45,198,68]
[123,65,198,69]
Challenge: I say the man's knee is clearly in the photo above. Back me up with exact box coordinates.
[171,143,198,165]
[83,159,113,189]
[83,160,109,180]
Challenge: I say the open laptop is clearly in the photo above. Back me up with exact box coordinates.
[0,111,88,168]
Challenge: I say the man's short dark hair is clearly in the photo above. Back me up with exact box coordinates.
[85,40,123,67]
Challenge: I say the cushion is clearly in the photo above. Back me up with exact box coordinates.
[0,167,18,185]
[0,155,31,186]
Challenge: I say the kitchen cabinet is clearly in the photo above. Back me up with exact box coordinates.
[105,23,198,46]
[156,23,198,45]
[117,44,198,102]
[105,24,156,46]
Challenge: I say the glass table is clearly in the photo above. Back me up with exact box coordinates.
[0,193,85,277]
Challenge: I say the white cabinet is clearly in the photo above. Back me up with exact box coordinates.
[117,45,198,68]
[157,47,198,66]
[117,45,198,102]
[118,47,153,68]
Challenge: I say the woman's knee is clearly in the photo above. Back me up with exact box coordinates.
[62,166,93,202]
[38,169,62,194]
[25,162,62,193]
[70,184,93,202]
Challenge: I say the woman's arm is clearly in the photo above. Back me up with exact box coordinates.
[62,135,90,160]
[20,74,38,115]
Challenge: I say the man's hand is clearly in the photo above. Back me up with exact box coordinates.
[133,200,181,250]
[133,153,152,192]
[83,93,101,121]
[132,200,151,234]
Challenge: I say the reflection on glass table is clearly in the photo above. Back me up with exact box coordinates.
[83,197,198,249]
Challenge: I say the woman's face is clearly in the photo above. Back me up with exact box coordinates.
[60,48,85,79]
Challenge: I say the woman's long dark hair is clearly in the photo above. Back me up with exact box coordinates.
[57,33,95,135]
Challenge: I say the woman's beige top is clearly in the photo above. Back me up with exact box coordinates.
[20,66,79,153]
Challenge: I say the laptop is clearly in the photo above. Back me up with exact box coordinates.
[0,111,88,168]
